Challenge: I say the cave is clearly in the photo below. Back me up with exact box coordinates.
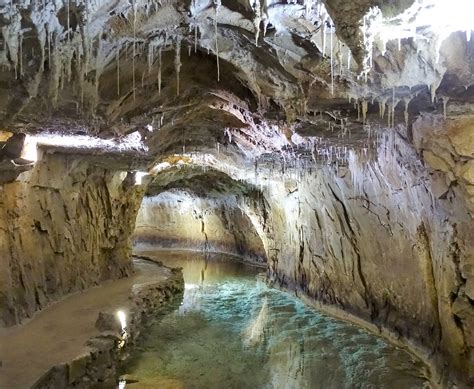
[0,0,473,388]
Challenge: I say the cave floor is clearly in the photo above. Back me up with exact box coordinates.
[0,259,173,389]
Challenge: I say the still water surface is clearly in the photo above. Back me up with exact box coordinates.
[120,251,429,389]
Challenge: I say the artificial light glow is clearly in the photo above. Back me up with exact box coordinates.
[21,136,38,162]
[370,0,474,60]
[117,310,127,331]
[118,379,126,389]
[134,172,148,185]
[21,131,147,154]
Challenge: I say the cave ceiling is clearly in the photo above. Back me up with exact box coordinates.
[1,0,474,189]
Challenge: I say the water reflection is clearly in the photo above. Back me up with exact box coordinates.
[120,251,429,388]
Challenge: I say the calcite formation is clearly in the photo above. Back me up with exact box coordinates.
[0,0,473,387]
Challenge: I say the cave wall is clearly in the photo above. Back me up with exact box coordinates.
[0,152,145,327]
[255,116,473,385]
[133,190,266,264]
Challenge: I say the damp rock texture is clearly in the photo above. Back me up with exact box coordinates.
[0,0,473,388]
[245,117,473,387]
[0,152,145,326]
[134,190,266,263]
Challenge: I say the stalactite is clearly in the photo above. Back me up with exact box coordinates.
[379,96,388,119]
[66,0,70,42]
[47,28,51,70]
[330,24,334,95]
[18,32,23,78]
[430,81,438,103]
[361,99,368,124]
[387,103,392,127]
[194,25,198,53]
[132,2,137,101]
[214,1,221,82]
[175,39,182,97]
[441,96,450,119]
[148,44,154,74]
[403,96,412,127]
[322,22,326,56]
[251,0,262,46]
[116,46,120,96]
[157,47,162,95]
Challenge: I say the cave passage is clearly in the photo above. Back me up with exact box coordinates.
[120,250,429,388]
[1,0,473,387]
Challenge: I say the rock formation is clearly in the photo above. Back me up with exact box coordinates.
[0,0,473,386]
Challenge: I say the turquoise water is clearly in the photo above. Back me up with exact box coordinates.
[120,251,429,389]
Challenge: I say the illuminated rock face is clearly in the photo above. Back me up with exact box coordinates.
[256,125,473,386]
[0,153,145,326]
[0,0,473,387]
[134,190,266,264]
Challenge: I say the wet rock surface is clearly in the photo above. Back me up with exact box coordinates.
[134,190,267,264]
[0,152,146,326]
[0,0,473,387]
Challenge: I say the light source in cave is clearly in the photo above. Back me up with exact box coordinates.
[20,136,38,162]
[117,310,127,331]
[134,172,149,185]
[420,0,474,38]
[21,132,147,154]
[371,0,474,55]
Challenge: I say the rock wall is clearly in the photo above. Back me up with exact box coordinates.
[0,152,145,327]
[133,190,267,264]
[254,116,473,386]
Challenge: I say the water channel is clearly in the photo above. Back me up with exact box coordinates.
[120,251,429,389]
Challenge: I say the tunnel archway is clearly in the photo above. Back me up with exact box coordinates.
[132,163,269,265]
